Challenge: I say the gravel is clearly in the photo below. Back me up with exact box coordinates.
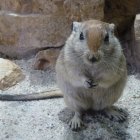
[0,58,140,140]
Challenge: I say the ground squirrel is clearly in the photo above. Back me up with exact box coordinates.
[56,20,127,130]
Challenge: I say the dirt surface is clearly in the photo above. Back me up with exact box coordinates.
[0,58,140,140]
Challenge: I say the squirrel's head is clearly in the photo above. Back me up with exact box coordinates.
[68,20,119,64]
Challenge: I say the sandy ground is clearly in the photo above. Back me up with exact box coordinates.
[0,58,140,140]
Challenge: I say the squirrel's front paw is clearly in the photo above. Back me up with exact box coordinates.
[84,79,97,89]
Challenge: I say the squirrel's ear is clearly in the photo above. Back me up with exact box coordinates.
[71,21,81,32]
[109,23,115,34]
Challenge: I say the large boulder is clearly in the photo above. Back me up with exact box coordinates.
[0,58,25,90]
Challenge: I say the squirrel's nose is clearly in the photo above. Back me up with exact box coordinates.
[88,55,98,63]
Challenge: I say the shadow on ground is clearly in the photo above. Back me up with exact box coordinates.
[58,107,131,140]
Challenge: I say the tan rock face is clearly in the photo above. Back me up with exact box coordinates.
[0,0,104,58]
[0,58,25,90]
[0,12,69,58]
[64,0,104,21]
[0,0,56,14]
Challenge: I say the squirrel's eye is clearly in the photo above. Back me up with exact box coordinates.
[104,33,109,43]
[79,32,84,40]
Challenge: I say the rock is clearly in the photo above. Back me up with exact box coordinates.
[0,11,69,58]
[63,0,104,21]
[33,47,62,70]
[0,58,25,90]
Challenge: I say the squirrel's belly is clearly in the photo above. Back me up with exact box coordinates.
[91,86,123,111]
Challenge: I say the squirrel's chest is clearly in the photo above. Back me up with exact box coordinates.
[85,63,101,76]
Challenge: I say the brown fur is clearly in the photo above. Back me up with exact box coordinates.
[83,20,108,53]
[87,26,103,53]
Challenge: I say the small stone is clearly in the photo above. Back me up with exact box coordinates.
[0,58,25,90]
[33,47,61,70]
